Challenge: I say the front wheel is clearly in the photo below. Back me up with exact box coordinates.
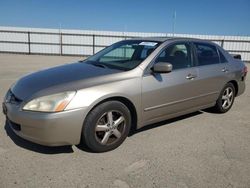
[82,101,131,152]
[213,83,235,113]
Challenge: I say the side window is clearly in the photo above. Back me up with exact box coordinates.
[140,47,155,59]
[218,50,228,63]
[155,43,192,70]
[194,43,220,66]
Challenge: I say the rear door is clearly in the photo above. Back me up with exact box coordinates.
[193,42,229,104]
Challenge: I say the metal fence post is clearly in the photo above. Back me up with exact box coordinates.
[221,39,224,48]
[60,32,63,55]
[27,31,31,54]
[93,35,95,55]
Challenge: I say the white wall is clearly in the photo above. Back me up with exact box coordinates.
[0,26,249,61]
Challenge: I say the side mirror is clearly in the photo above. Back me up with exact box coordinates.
[152,62,173,73]
[232,54,242,60]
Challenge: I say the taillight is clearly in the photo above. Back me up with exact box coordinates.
[243,66,248,75]
[242,66,247,78]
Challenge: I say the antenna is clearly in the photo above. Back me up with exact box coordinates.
[123,24,127,39]
[172,11,176,37]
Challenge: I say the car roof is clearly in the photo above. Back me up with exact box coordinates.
[131,37,214,44]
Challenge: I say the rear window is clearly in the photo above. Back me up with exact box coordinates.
[194,43,220,66]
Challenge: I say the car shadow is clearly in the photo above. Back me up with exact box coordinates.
[4,111,203,154]
[76,112,204,153]
[129,111,203,136]
[4,120,74,154]
[75,142,94,153]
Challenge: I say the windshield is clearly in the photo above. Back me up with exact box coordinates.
[86,40,161,71]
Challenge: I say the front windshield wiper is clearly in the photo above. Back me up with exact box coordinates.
[92,63,107,69]
[86,60,129,71]
[87,61,108,69]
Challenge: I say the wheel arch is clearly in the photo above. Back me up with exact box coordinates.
[228,80,238,96]
[83,96,138,134]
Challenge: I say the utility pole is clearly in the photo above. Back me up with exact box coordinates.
[172,11,176,37]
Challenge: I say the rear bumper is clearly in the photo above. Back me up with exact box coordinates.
[3,102,87,146]
[237,79,246,97]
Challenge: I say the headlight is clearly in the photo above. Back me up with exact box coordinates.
[23,91,76,112]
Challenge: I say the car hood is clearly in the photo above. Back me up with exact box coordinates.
[11,61,124,101]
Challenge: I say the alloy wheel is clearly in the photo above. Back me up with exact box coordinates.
[95,110,126,145]
[221,87,234,110]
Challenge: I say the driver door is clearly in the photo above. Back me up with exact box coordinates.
[142,42,201,125]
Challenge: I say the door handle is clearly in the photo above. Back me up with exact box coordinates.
[221,68,229,73]
[186,74,197,80]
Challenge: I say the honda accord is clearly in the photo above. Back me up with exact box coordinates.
[2,38,247,152]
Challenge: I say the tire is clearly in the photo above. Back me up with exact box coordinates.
[82,101,131,152]
[213,82,235,113]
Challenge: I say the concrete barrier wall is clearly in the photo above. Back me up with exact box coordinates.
[0,26,249,61]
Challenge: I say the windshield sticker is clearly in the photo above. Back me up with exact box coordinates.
[139,42,158,46]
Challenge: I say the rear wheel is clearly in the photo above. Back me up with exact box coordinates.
[82,101,131,152]
[213,83,235,113]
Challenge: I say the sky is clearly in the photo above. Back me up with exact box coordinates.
[0,0,250,36]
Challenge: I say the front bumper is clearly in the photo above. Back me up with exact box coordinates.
[3,102,87,146]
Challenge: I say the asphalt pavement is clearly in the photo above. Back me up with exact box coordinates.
[0,53,249,188]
